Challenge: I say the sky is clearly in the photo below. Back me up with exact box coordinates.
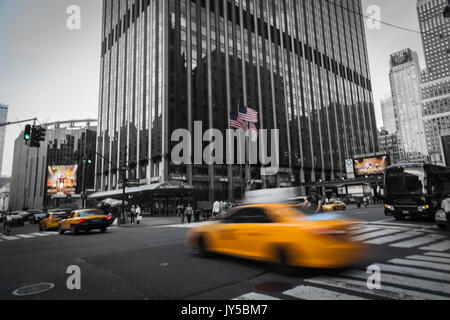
[0,0,426,177]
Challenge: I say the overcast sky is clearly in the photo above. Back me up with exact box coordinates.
[0,0,426,177]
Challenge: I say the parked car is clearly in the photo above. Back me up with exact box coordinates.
[435,209,449,231]
[30,212,47,224]
[10,213,25,227]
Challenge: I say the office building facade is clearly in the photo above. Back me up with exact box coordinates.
[389,49,428,161]
[0,104,9,176]
[417,0,450,164]
[380,97,396,135]
[9,120,97,211]
[96,0,377,202]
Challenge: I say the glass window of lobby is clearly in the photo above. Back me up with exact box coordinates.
[96,0,378,204]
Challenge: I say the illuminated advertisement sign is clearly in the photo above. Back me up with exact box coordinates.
[353,156,389,176]
[47,165,78,195]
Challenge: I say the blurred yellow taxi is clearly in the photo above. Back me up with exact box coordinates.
[59,209,113,235]
[322,200,347,212]
[39,212,68,231]
[186,204,369,269]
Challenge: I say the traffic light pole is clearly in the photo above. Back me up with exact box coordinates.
[0,118,37,128]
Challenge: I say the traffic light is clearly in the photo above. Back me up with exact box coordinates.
[30,126,46,148]
[24,125,32,144]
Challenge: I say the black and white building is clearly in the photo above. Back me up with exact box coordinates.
[96,0,378,203]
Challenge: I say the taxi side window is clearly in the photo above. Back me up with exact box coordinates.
[228,208,272,224]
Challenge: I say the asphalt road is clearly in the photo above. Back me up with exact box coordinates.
[0,206,449,300]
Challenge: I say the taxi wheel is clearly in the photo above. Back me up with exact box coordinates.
[197,236,210,257]
[70,225,78,235]
[274,247,294,275]
[101,228,107,233]
[59,226,65,235]
[39,224,43,231]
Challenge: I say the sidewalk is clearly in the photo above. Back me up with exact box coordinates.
[115,216,184,228]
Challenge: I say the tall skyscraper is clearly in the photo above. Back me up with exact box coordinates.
[0,104,9,176]
[417,0,450,164]
[96,0,377,203]
[389,49,428,161]
[380,97,396,135]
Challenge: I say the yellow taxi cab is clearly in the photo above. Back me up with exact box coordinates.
[59,209,113,235]
[39,211,69,231]
[322,200,347,212]
[186,204,369,269]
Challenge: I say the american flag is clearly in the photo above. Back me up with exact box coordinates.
[238,106,258,123]
[229,112,248,132]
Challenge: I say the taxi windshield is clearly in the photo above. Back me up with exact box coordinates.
[78,210,104,217]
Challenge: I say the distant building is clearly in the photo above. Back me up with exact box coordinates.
[417,0,450,165]
[9,119,97,211]
[0,183,9,212]
[389,49,428,161]
[380,97,397,135]
[0,104,9,176]
[378,129,400,164]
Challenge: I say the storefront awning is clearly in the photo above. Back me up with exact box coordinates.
[87,181,194,200]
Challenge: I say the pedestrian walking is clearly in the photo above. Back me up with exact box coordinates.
[212,200,220,217]
[136,205,142,224]
[302,187,324,213]
[130,205,136,224]
[185,204,194,224]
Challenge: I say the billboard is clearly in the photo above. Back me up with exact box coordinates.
[47,165,78,196]
[353,156,389,176]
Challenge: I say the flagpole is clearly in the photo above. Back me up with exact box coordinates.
[237,99,244,200]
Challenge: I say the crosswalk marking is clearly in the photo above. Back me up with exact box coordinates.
[390,234,447,248]
[15,234,36,239]
[406,255,450,265]
[349,227,381,236]
[376,263,450,282]
[233,293,280,300]
[388,258,450,272]
[352,229,402,242]
[364,231,423,245]
[30,233,52,237]
[343,270,450,295]
[305,276,449,300]
[424,252,450,259]
[283,285,367,300]
[0,236,19,240]
[420,240,450,252]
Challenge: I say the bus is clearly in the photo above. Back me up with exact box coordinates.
[384,163,450,221]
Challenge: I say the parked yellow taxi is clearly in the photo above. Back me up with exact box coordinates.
[59,209,113,235]
[39,211,69,231]
[186,204,369,269]
[322,200,347,212]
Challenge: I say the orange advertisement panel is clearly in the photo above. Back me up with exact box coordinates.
[353,156,389,176]
[47,165,78,195]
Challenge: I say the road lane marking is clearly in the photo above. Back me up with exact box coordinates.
[352,229,401,242]
[343,270,450,295]
[44,232,59,235]
[283,285,367,300]
[15,234,36,239]
[305,277,449,300]
[388,259,450,272]
[30,233,52,237]
[376,263,450,282]
[390,234,447,248]
[364,231,423,245]
[420,240,450,252]
[424,252,450,259]
[233,293,280,300]
[406,255,450,265]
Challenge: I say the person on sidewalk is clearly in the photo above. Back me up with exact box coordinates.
[212,200,221,218]
[185,204,194,224]
[130,205,136,224]
[136,205,142,224]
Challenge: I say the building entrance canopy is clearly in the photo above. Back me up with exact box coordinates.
[88,181,195,200]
